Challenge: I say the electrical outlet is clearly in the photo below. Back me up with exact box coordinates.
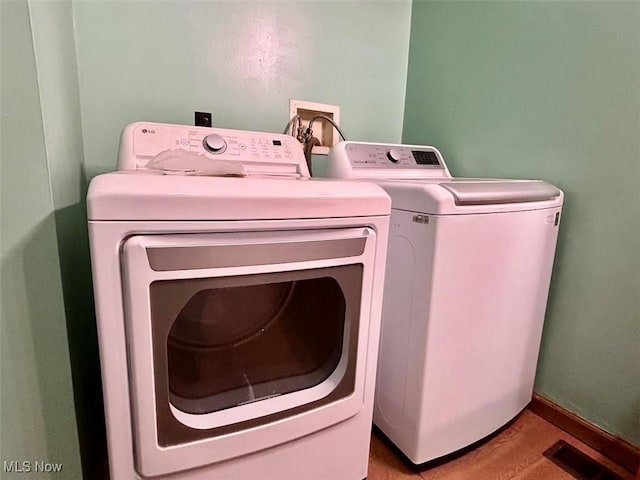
[289,99,341,155]
[195,111,212,127]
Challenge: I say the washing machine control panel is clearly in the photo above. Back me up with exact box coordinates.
[345,143,444,169]
[327,141,452,180]
[118,122,307,175]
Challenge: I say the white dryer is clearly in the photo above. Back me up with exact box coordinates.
[87,123,390,479]
[326,141,563,467]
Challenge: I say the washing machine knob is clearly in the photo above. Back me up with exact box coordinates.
[203,134,227,153]
[386,149,402,164]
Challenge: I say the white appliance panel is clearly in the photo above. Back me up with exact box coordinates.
[87,173,390,221]
[118,121,307,176]
[374,207,561,463]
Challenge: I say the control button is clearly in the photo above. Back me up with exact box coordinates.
[386,149,402,164]
[180,139,189,146]
[203,134,227,154]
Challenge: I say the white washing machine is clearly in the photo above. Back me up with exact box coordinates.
[326,141,563,467]
[87,122,391,479]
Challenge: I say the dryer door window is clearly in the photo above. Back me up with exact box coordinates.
[163,275,347,416]
[147,264,362,446]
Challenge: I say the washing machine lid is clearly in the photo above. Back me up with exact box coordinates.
[439,179,561,205]
[87,172,391,221]
[379,178,563,215]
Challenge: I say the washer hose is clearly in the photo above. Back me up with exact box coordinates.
[304,137,321,176]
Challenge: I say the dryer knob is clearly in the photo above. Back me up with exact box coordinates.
[203,134,227,153]
[386,148,402,164]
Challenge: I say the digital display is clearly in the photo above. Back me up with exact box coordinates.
[412,150,440,166]
[272,140,282,146]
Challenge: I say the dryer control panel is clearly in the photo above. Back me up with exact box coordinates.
[117,122,308,177]
[327,141,451,180]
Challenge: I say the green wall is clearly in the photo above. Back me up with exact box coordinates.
[0,1,82,478]
[72,0,412,177]
[403,1,640,445]
[27,1,106,478]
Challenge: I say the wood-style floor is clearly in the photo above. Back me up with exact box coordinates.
[368,409,634,480]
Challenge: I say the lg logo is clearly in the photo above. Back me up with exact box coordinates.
[141,128,156,134]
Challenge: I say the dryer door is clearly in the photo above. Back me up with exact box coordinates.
[120,227,378,477]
